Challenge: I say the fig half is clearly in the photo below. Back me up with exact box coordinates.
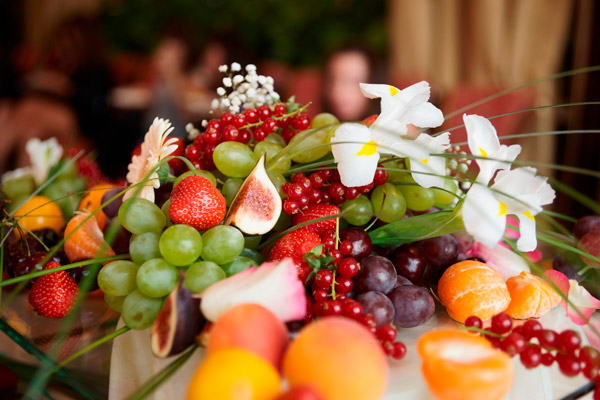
[224,154,282,235]
[150,280,205,358]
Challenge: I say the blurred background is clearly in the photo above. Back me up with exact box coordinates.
[0,0,598,217]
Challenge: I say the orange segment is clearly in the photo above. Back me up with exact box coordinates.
[64,213,115,263]
[504,271,562,319]
[13,195,64,238]
[418,329,514,400]
[438,260,510,323]
[77,184,117,230]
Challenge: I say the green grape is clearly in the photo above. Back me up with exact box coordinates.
[98,260,139,296]
[222,178,243,206]
[243,235,262,250]
[183,261,226,293]
[213,142,257,178]
[129,232,162,265]
[122,289,164,330]
[370,183,407,223]
[342,195,373,226]
[397,183,436,212]
[136,258,178,298]
[53,158,78,180]
[159,224,202,266]
[386,160,409,183]
[174,169,216,187]
[104,293,126,312]
[255,141,290,174]
[240,248,264,264]
[160,199,173,226]
[2,175,35,199]
[265,133,286,147]
[288,128,334,163]
[267,170,286,198]
[201,225,244,265]
[118,197,166,234]
[311,112,340,129]
[41,178,85,221]
[434,178,459,205]
[221,256,257,276]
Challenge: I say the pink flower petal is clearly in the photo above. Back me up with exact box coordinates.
[543,270,570,308]
[582,313,600,349]
[470,241,530,280]
[566,281,600,325]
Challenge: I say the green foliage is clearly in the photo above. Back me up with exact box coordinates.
[100,0,386,65]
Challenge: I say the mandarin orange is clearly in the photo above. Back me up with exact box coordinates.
[13,195,64,237]
[418,329,514,400]
[77,184,118,230]
[437,260,510,323]
[504,271,562,319]
[64,213,115,263]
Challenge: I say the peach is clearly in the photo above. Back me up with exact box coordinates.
[206,303,289,370]
[282,317,388,400]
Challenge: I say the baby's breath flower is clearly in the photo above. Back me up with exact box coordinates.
[211,98,219,109]
[231,62,241,72]
[257,75,267,85]
[222,77,232,87]
[218,65,228,73]
[232,75,244,85]
[246,64,257,72]
[231,105,240,113]
[216,87,226,96]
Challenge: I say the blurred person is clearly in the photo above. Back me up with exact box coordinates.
[322,44,382,122]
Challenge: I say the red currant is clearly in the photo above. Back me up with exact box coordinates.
[392,341,407,360]
[500,332,526,357]
[339,241,353,256]
[309,172,325,189]
[335,276,353,293]
[307,189,322,204]
[193,134,205,150]
[313,288,329,303]
[521,319,543,340]
[341,300,363,319]
[257,105,271,120]
[204,128,221,144]
[232,113,246,128]
[262,118,278,133]
[377,325,397,342]
[220,112,234,125]
[556,353,581,376]
[283,200,299,214]
[337,257,359,278]
[253,127,267,141]
[520,345,542,369]
[185,145,201,161]
[345,187,360,201]
[373,168,388,186]
[540,352,555,366]
[207,119,221,131]
[320,169,333,181]
[298,196,310,209]
[465,315,483,330]
[538,329,557,348]
[292,112,311,130]
[221,125,239,141]
[314,270,333,289]
[238,129,251,144]
[329,249,343,264]
[557,329,581,353]
[322,300,342,316]
[273,103,286,116]
[490,312,512,334]
[244,108,258,123]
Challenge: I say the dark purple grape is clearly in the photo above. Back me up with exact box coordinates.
[101,187,124,218]
[387,285,435,328]
[356,291,395,327]
[390,244,427,284]
[418,263,438,287]
[103,221,132,255]
[354,255,396,294]
[579,232,600,267]
[339,228,372,260]
[419,235,458,270]
[394,275,414,288]
[154,182,173,208]
[69,265,100,291]
[573,216,600,240]
[12,251,65,288]
[552,254,584,282]
[452,231,474,254]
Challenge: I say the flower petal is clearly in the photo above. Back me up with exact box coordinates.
[405,102,444,128]
[462,184,507,249]
[515,212,538,252]
[582,313,600,349]
[409,132,451,188]
[469,242,530,280]
[493,167,555,215]
[331,123,380,187]
[566,280,600,325]
[543,269,570,307]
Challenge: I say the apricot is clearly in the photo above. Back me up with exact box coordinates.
[418,329,514,400]
[206,303,289,370]
[505,271,561,319]
[282,317,388,400]
[438,260,510,323]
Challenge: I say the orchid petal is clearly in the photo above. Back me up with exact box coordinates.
[331,123,380,187]
[26,138,64,185]
[408,132,450,189]
[493,167,555,215]
[566,281,600,325]
[405,101,444,129]
[515,212,537,252]
[543,269,570,307]
[470,242,530,280]
[462,184,506,249]
[582,313,600,349]
[397,81,432,106]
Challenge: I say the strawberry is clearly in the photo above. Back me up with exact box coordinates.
[291,204,341,236]
[268,228,322,263]
[29,261,79,318]
[169,176,226,231]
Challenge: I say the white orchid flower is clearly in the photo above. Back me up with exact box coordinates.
[462,167,555,252]
[124,117,178,203]
[464,114,521,184]
[331,81,449,188]
[25,137,64,185]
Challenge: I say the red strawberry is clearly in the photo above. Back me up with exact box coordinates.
[291,204,341,236]
[29,261,79,318]
[167,137,186,175]
[169,176,226,231]
[268,228,322,263]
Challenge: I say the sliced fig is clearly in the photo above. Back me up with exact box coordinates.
[225,154,282,235]
[151,280,205,358]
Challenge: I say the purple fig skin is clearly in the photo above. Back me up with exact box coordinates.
[151,281,205,358]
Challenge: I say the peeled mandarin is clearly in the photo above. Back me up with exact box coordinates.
[418,329,514,400]
[187,347,281,400]
[282,317,387,400]
[64,213,115,263]
[78,184,118,230]
[13,195,63,237]
[206,303,289,370]
[437,260,510,323]
[504,271,562,319]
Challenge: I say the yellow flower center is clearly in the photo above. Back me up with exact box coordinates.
[356,141,377,157]
[523,210,535,220]
[498,202,507,217]
[389,86,399,96]
[479,147,488,158]
[420,158,429,164]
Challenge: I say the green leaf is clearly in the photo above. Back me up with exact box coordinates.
[369,209,464,246]
[156,162,171,185]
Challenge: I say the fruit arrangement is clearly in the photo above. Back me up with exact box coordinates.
[2,63,600,399]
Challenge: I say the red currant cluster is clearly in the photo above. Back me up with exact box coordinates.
[466,313,597,388]
[185,104,311,170]
[282,169,388,214]
[67,147,110,188]
[304,237,406,360]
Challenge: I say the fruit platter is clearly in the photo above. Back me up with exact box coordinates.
[1,63,600,400]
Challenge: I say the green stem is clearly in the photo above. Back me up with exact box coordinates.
[460,326,502,337]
